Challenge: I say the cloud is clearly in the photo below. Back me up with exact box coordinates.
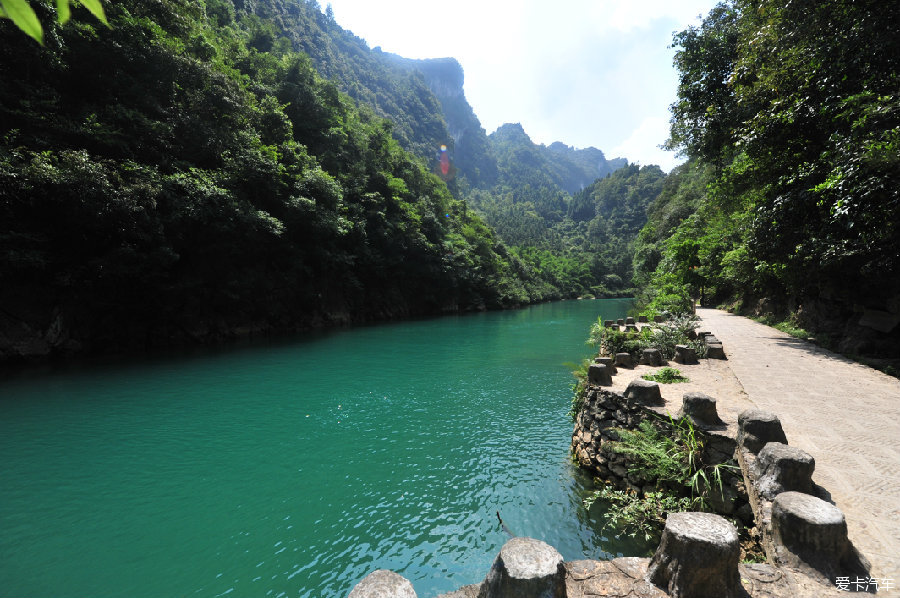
[590,0,714,33]
[324,0,718,165]
[610,116,683,172]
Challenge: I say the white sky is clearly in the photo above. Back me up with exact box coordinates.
[323,0,719,172]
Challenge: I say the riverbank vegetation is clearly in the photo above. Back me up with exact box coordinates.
[588,313,706,361]
[569,313,702,420]
[0,0,663,361]
[583,415,750,553]
[634,0,899,364]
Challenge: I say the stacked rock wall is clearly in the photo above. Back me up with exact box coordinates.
[571,385,752,522]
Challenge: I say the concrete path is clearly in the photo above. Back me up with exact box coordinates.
[698,308,900,585]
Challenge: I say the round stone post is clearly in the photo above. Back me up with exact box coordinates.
[596,356,617,374]
[614,352,633,368]
[624,378,663,406]
[588,363,613,386]
[648,512,742,598]
[753,442,815,499]
[771,491,859,578]
[706,343,726,359]
[477,537,566,598]
[640,348,663,366]
[673,345,698,364]
[678,392,724,427]
[737,410,788,453]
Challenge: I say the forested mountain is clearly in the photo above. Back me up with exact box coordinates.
[0,0,650,362]
[489,124,623,196]
[636,0,899,362]
[0,0,556,361]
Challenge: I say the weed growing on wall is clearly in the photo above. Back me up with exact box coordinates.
[583,416,737,541]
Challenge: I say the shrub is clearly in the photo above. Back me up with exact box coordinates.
[584,486,698,543]
[590,326,652,359]
[648,311,700,358]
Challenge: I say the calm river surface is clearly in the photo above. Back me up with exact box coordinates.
[0,299,645,597]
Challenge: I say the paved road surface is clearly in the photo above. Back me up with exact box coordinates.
[698,308,900,585]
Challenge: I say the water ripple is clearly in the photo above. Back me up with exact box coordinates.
[0,300,648,598]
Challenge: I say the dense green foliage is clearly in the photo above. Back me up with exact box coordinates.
[584,486,696,545]
[0,0,558,357]
[637,0,900,357]
[470,154,661,298]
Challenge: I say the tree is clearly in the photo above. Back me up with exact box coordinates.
[0,0,107,44]
[665,2,744,168]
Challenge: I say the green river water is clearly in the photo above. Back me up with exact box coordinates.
[0,299,645,597]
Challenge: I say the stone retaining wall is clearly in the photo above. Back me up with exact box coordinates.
[571,384,752,524]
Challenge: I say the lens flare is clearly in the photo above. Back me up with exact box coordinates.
[439,144,450,176]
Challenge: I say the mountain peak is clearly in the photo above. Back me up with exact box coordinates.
[490,123,531,142]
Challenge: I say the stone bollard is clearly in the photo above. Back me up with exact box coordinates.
[648,512,742,598]
[588,363,613,386]
[639,348,663,366]
[638,315,649,323]
[348,570,417,598]
[614,352,633,368]
[706,343,726,359]
[617,318,625,327]
[624,378,663,406]
[596,356,617,375]
[737,410,788,454]
[678,392,724,427]
[673,345,698,365]
[604,320,615,328]
[753,442,815,500]
[625,316,636,325]
[654,315,665,323]
[771,491,861,578]
[477,537,566,598]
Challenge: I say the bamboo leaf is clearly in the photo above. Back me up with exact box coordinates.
[75,0,107,26]
[56,0,70,24]
[0,0,44,44]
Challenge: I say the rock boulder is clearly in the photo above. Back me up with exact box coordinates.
[348,570,418,598]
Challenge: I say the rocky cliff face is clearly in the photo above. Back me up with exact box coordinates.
[383,54,499,187]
